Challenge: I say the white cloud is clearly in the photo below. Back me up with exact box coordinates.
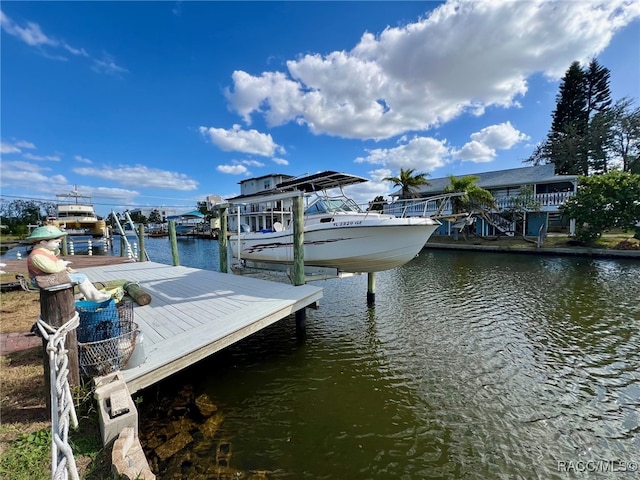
[74,155,92,164]
[91,54,128,75]
[88,186,140,202]
[1,140,36,154]
[0,160,68,190]
[23,153,61,161]
[199,124,283,157]
[272,157,289,166]
[455,121,530,162]
[224,0,639,140]
[470,122,530,150]
[73,165,198,190]
[454,140,496,163]
[217,164,249,175]
[1,11,124,71]
[355,136,449,172]
[1,143,21,155]
[0,11,57,47]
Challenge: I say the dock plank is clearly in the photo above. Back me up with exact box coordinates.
[79,261,323,393]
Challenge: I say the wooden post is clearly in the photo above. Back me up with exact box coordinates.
[292,196,306,335]
[367,272,376,305]
[120,235,126,257]
[218,206,228,274]
[138,223,146,262]
[61,237,68,256]
[40,283,79,408]
[292,195,305,286]
[169,220,179,266]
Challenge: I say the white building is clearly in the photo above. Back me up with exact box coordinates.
[226,173,296,232]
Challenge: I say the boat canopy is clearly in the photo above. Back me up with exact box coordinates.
[167,210,205,220]
[276,171,368,193]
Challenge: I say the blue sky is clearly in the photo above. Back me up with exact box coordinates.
[2,1,639,217]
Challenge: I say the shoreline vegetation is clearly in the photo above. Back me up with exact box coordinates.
[1,232,638,478]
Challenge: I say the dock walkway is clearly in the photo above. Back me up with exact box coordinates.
[79,261,323,394]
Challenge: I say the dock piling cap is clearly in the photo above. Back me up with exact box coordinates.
[26,225,68,242]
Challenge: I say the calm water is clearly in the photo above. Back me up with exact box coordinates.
[132,238,640,479]
[6,236,639,478]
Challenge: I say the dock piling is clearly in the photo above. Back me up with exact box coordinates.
[218,205,228,273]
[367,272,376,305]
[169,221,179,266]
[292,196,306,335]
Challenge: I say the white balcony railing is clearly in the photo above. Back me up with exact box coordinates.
[385,191,575,217]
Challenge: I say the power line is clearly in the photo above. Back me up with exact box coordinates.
[0,194,196,209]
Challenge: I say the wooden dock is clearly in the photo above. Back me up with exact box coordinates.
[79,261,323,394]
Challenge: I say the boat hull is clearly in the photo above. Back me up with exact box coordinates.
[230,218,438,273]
[48,219,106,237]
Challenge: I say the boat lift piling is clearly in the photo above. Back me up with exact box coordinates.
[292,195,306,335]
[367,273,376,305]
[218,204,229,273]
[169,220,179,266]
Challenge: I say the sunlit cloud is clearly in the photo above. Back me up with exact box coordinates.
[73,165,198,190]
[199,124,283,157]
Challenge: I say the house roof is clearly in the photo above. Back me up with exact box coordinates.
[237,173,295,185]
[395,164,578,197]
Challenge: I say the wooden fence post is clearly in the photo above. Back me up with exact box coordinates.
[40,283,79,408]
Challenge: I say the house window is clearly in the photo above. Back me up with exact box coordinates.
[263,181,271,190]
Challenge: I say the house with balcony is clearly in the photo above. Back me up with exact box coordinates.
[386,164,578,236]
[226,173,296,233]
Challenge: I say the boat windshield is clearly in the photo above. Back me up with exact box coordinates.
[304,196,363,215]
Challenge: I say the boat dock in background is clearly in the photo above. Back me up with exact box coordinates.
[79,261,323,394]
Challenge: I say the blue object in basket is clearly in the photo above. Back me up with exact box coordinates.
[75,298,120,343]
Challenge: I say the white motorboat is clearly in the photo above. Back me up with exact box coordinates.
[229,171,440,273]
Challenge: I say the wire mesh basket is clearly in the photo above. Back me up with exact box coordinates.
[76,301,137,378]
[78,321,138,378]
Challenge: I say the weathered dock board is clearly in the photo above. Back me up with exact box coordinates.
[79,261,323,394]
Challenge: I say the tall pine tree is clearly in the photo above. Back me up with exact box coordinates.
[527,59,612,175]
[584,59,612,173]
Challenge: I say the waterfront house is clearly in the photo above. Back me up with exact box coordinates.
[227,173,296,233]
[386,164,578,236]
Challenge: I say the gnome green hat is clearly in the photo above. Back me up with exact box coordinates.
[26,225,68,243]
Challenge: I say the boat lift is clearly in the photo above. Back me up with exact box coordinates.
[110,211,150,261]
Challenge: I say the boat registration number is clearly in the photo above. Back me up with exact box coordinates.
[333,220,362,227]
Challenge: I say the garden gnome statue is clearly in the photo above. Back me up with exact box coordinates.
[26,225,111,303]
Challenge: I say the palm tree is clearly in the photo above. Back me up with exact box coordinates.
[444,175,495,239]
[383,168,430,199]
[444,175,495,214]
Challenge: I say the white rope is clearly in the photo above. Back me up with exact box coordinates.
[37,313,81,480]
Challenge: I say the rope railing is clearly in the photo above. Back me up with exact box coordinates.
[37,313,81,480]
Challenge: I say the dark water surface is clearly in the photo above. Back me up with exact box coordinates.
[134,239,640,479]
